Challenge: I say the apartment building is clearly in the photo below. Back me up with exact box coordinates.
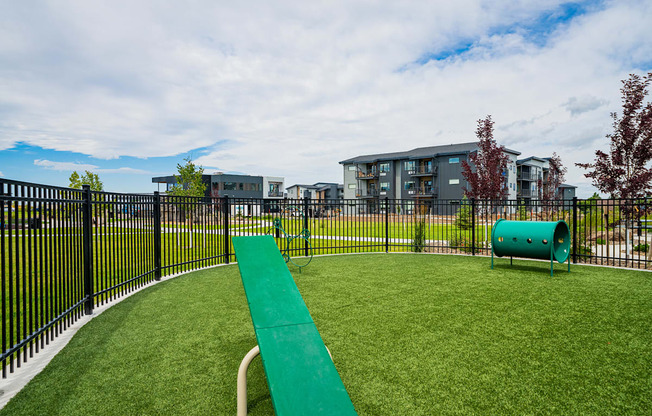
[339,142,521,213]
[152,173,285,200]
[286,182,344,216]
[517,157,576,204]
[286,182,343,201]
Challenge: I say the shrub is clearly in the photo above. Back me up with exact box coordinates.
[518,201,528,220]
[411,218,426,252]
[596,238,606,245]
[454,197,472,230]
[633,243,649,252]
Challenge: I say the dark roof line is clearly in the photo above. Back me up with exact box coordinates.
[339,141,520,164]
[517,156,548,164]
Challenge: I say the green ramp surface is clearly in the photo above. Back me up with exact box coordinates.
[233,235,356,415]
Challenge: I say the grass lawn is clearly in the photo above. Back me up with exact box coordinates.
[2,254,650,415]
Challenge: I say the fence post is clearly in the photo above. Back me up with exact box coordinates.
[471,198,476,255]
[223,196,230,264]
[572,196,578,264]
[81,184,94,315]
[303,196,310,257]
[153,191,162,280]
[385,197,389,253]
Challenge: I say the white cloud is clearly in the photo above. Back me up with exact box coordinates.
[0,171,4,177]
[33,159,150,174]
[2,1,652,195]
[563,96,608,116]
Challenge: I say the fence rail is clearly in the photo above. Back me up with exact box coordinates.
[1,178,650,377]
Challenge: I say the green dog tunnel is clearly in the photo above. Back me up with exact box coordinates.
[491,219,571,276]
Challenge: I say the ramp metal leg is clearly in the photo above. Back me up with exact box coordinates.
[237,345,260,416]
[237,345,333,415]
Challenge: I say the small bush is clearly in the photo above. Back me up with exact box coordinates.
[454,197,472,230]
[596,238,606,245]
[633,243,649,252]
[518,201,529,220]
[411,218,426,252]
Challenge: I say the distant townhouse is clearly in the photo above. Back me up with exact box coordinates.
[152,172,285,199]
[286,182,344,216]
[152,172,285,215]
[286,182,343,201]
[516,157,576,204]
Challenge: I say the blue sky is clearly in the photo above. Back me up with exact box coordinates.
[0,142,222,192]
[1,0,651,196]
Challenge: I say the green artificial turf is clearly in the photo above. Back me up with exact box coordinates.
[2,254,650,415]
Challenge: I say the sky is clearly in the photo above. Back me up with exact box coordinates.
[1,0,651,197]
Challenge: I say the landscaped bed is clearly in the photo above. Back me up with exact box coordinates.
[1,254,650,415]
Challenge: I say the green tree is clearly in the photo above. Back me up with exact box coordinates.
[69,170,103,191]
[168,158,206,249]
[168,157,206,198]
[454,196,472,230]
[66,171,104,220]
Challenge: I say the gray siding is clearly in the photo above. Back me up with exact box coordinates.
[436,154,468,199]
[343,164,357,199]
[211,174,263,199]
[398,159,411,199]
[377,161,395,199]
[394,161,402,198]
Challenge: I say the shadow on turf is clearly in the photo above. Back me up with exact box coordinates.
[490,261,571,276]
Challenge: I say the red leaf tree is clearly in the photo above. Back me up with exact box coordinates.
[577,72,652,200]
[538,152,567,201]
[461,115,510,201]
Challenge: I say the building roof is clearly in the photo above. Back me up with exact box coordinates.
[559,183,577,189]
[287,182,340,190]
[151,174,212,183]
[339,141,520,164]
[517,156,549,164]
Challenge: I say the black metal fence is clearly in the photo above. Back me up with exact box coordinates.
[1,178,650,377]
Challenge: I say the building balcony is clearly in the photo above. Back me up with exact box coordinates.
[406,187,438,198]
[356,189,379,198]
[518,172,538,181]
[356,171,378,179]
[267,191,283,198]
[408,166,437,177]
[518,189,533,197]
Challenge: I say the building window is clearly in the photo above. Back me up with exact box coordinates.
[449,179,460,185]
[449,157,460,164]
[380,182,390,191]
[348,165,356,171]
[404,181,415,190]
[404,161,415,171]
[239,183,244,191]
[348,184,356,189]
[224,182,236,190]
[379,162,390,172]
